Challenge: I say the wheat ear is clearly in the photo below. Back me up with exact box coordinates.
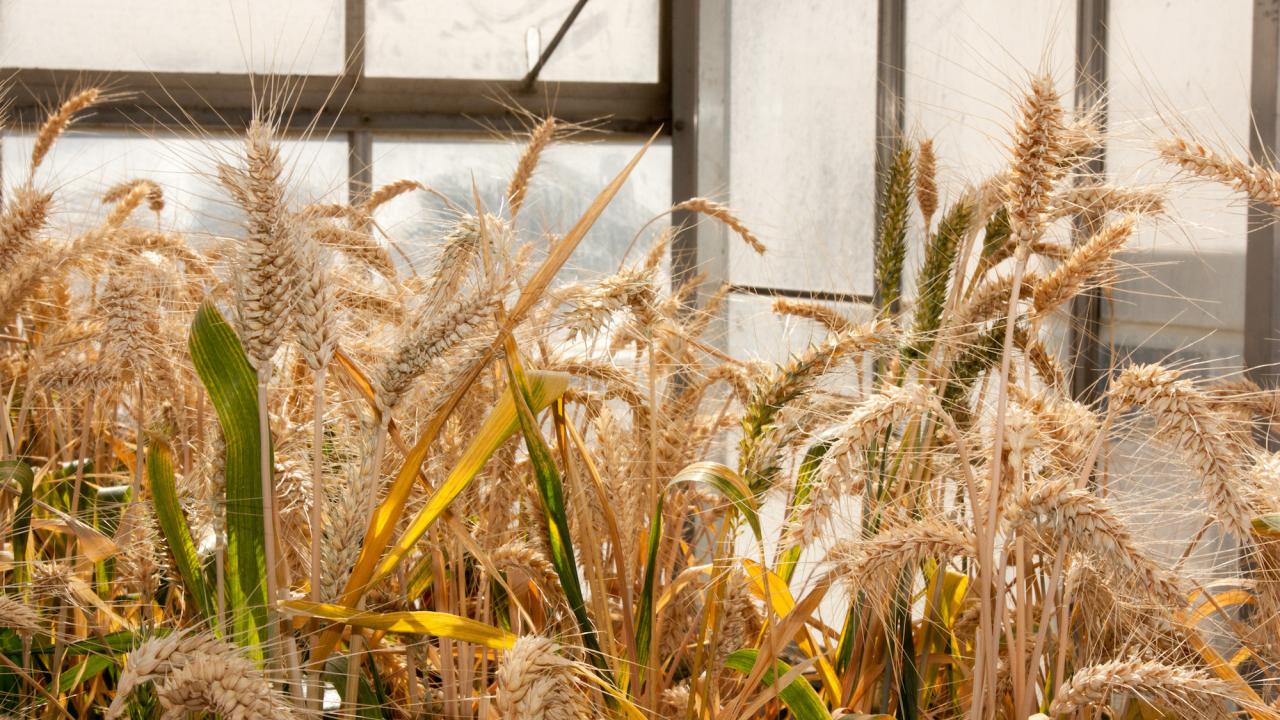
[0,595,44,637]
[495,636,592,720]
[1159,136,1280,205]
[771,298,856,334]
[1032,215,1135,316]
[507,117,557,219]
[30,88,102,172]
[828,521,975,604]
[371,290,495,414]
[109,630,290,720]
[672,198,766,255]
[917,138,939,227]
[1050,657,1238,719]
[1053,182,1164,219]
[787,384,935,545]
[1004,476,1185,607]
[0,185,53,270]
[1110,364,1258,537]
[1005,76,1066,246]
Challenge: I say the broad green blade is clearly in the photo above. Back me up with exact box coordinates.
[724,649,832,720]
[147,436,216,624]
[0,461,33,584]
[284,600,514,649]
[188,300,268,658]
[506,358,608,678]
[58,654,113,694]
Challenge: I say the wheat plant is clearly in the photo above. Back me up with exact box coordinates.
[2,74,1280,720]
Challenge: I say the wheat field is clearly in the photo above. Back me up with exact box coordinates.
[3,76,1280,719]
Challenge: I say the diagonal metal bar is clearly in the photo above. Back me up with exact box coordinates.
[520,0,592,92]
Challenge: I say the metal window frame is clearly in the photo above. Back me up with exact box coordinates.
[2,0,673,205]
[5,0,1271,392]
[1067,0,1109,403]
[1249,0,1280,392]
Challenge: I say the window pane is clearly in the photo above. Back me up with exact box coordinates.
[366,0,659,83]
[369,136,671,280]
[1105,0,1253,379]
[905,0,1074,180]
[1101,0,1253,573]
[1,131,347,236]
[726,0,878,297]
[0,0,345,75]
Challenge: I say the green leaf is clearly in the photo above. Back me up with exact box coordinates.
[672,462,762,543]
[147,436,217,625]
[633,490,664,677]
[724,649,832,720]
[505,358,609,681]
[59,653,114,694]
[1,461,34,584]
[324,654,383,720]
[777,440,831,584]
[188,300,268,658]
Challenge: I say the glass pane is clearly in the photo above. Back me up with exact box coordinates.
[0,0,345,75]
[369,135,671,281]
[1101,0,1253,574]
[726,0,879,297]
[1105,0,1253,379]
[904,0,1075,180]
[366,0,659,82]
[1,131,348,236]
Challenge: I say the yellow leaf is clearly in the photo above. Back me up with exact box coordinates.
[743,559,842,702]
[1188,589,1254,625]
[30,512,117,563]
[283,600,514,650]
[371,371,570,586]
